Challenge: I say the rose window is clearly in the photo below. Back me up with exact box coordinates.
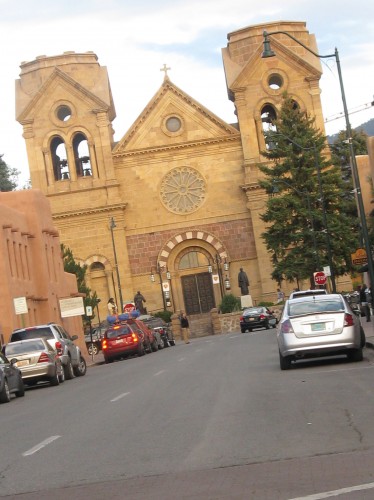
[160,167,206,214]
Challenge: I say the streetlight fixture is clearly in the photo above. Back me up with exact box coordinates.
[109,217,124,313]
[150,264,167,311]
[262,29,374,293]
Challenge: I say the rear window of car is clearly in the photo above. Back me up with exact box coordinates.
[11,328,54,342]
[6,340,45,355]
[288,299,345,316]
[106,326,131,339]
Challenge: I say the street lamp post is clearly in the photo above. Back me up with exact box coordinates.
[150,264,167,311]
[109,217,124,313]
[262,30,374,292]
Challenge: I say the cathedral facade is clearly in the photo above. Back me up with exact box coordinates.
[15,21,328,322]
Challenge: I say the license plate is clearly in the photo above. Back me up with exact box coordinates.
[311,323,325,332]
[115,339,124,344]
[16,359,30,367]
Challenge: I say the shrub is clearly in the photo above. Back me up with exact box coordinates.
[219,294,241,313]
[154,310,173,323]
[258,301,274,307]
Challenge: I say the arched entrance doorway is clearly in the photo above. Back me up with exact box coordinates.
[178,250,216,315]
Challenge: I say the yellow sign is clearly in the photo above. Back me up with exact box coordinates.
[351,248,368,266]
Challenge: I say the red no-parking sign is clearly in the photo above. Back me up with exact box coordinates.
[314,271,327,286]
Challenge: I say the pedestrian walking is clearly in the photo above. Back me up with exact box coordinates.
[180,312,190,344]
[276,288,285,304]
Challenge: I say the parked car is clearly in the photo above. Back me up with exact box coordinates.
[10,323,86,379]
[101,322,146,363]
[0,352,25,403]
[240,307,277,332]
[138,315,175,347]
[85,327,104,356]
[122,318,159,353]
[277,293,366,370]
[5,338,64,387]
[289,289,328,300]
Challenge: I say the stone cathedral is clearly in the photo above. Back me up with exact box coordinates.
[15,21,328,324]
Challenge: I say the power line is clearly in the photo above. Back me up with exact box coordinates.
[325,99,374,123]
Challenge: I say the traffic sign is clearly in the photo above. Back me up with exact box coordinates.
[314,271,327,286]
[123,303,135,313]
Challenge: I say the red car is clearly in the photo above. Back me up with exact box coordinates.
[101,323,146,363]
[123,319,159,353]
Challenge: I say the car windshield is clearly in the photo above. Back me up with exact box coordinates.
[106,326,131,339]
[11,328,53,341]
[6,340,46,355]
[288,299,345,317]
[244,308,263,314]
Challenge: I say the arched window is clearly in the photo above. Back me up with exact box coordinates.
[179,251,210,270]
[90,262,105,271]
[261,105,277,133]
[73,132,91,177]
[50,136,69,181]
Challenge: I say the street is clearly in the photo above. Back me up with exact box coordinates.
[2,329,374,499]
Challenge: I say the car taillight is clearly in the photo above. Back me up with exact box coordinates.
[38,352,50,363]
[132,333,138,342]
[55,341,63,356]
[102,339,108,350]
[280,319,294,334]
[259,314,266,320]
[344,313,354,327]
[239,316,243,321]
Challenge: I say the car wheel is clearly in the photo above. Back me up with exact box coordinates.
[49,368,60,386]
[73,356,87,377]
[137,343,145,357]
[58,366,65,383]
[87,343,99,356]
[347,348,363,362]
[279,351,292,370]
[63,359,74,380]
[264,320,270,330]
[241,328,246,333]
[0,380,11,403]
[169,340,175,346]
[15,376,25,397]
[151,339,158,352]
[248,328,252,332]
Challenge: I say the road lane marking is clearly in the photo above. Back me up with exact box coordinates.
[110,391,130,402]
[154,370,165,376]
[290,480,374,499]
[23,436,60,456]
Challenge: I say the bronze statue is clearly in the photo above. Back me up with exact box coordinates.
[134,291,146,314]
[238,268,249,295]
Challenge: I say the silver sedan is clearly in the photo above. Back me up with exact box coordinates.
[277,294,365,370]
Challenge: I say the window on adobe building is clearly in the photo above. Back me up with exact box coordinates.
[51,136,69,181]
[73,133,92,177]
[179,251,210,270]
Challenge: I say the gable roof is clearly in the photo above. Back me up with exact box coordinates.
[113,76,239,156]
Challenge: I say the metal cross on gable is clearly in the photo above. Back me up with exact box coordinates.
[160,63,171,79]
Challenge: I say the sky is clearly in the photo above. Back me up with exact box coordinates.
[0,0,373,186]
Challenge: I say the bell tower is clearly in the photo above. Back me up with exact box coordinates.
[15,51,120,212]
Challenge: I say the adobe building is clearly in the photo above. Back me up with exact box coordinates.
[14,20,373,330]
[0,189,85,350]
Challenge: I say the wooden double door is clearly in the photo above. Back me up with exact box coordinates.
[181,272,216,315]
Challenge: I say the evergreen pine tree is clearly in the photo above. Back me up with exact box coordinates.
[259,94,359,286]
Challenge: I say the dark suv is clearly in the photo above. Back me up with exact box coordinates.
[10,323,86,379]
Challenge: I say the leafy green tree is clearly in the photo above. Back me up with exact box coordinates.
[0,155,19,191]
[259,94,359,286]
[61,244,98,322]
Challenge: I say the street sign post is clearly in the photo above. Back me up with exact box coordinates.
[314,271,327,286]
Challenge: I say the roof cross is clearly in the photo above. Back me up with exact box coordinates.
[160,63,171,80]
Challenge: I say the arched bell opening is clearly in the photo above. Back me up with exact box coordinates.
[51,136,69,181]
[73,132,91,177]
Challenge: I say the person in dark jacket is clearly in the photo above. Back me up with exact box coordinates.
[359,284,371,322]
[180,312,190,344]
